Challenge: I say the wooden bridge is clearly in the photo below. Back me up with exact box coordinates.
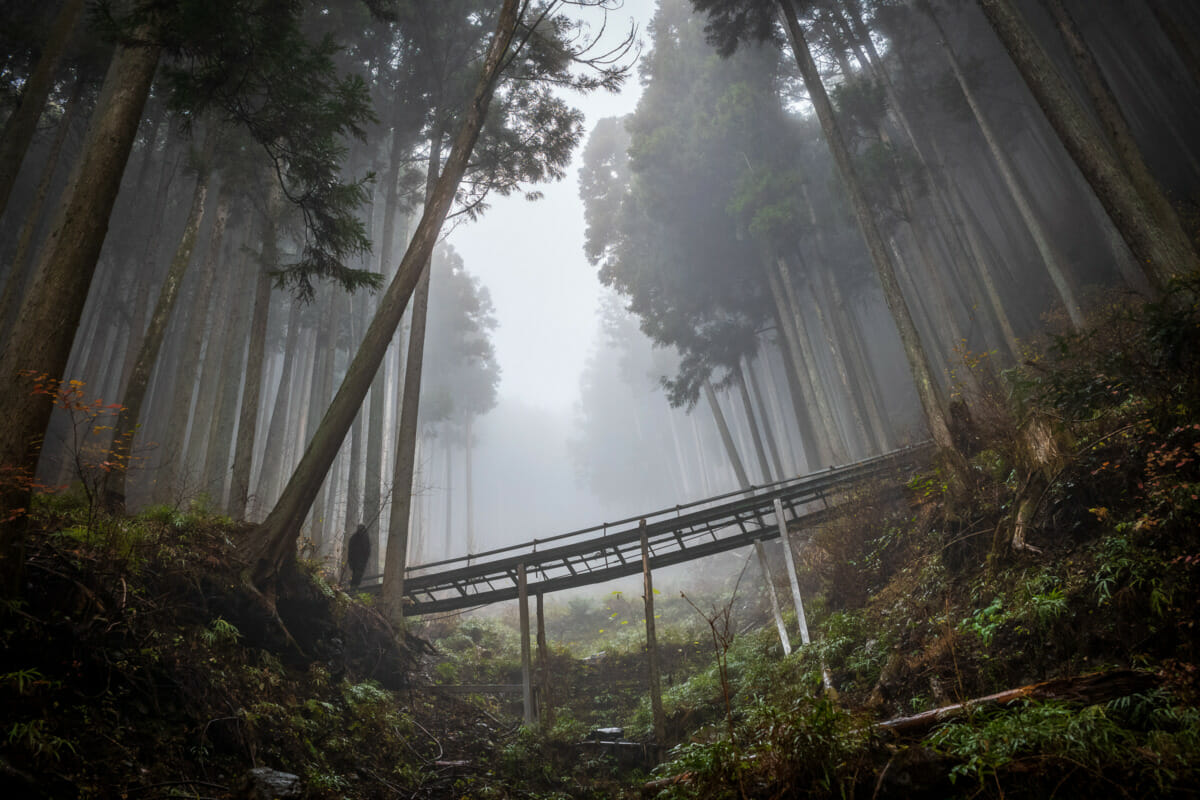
[362,442,934,615]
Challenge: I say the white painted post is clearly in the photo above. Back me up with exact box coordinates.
[775,498,811,645]
[755,539,792,655]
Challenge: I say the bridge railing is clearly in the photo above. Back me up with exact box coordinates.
[400,441,933,578]
[388,441,931,585]
[363,443,934,612]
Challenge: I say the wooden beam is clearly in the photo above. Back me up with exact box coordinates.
[536,591,550,729]
[518,562,533,725]
[775,498,811,645]
[755,539,792,655]
[640,521,666,746]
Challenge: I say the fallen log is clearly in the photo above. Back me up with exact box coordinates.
[640,669,1158,794]
[877,668,1158,739]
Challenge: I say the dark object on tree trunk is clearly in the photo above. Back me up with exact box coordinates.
[877,668,1158,739]
[347,524,370,589]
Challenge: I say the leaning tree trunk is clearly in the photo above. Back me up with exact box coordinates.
[776,0,955,457]
[380,129,443,621]
[704,380,752,492]
[104,129,216,512]
[1145,0,1200,91]
[1041,0,1192,268]
[0,32,160,591]
[245,0,522,598]
[362,125,407,538]
[925,5,1084,327]
[0,0,86,219]
[760,258,824,469]
[0,76,84,341]
[976,0,1200,289]
[736,364,774,484]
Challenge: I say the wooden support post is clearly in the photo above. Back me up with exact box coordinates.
[775,499,835,691]
[755,539,792,655]
[517,562,534,725]
[640,520,666,745]
[774,498,811,645]
[536,591,551,728]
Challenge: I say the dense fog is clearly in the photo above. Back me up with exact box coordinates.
[2,0,1198,595]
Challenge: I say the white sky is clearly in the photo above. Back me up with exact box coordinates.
[448,0,655,414]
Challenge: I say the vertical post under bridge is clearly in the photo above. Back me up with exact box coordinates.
[640,520,666,747]
[518,562,534,725]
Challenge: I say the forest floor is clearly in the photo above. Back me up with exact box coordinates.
[2,281,1200,798]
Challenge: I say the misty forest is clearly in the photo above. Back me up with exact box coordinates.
[2,0,1200,797]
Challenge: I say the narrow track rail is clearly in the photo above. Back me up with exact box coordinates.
[361,443,934,615]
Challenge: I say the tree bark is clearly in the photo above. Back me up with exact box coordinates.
[1145,0,1200,91]
[760,255,827,469]
[976,0,1200,289]
[735,364,774,484]
[153,185,228,504]
[775,254,848,463]
[104,129,216,512]
[380,129,442,621]
[0,32,160,587]
[254,300,302,517]
[229,194,279,518]
[926,6,1084,327]
[744,353,785,481]
[202,233,257,508]
[776,0,955,457]
[704,379,751,492]
[1041,0,1192,271]
[878,669,1157,739]
[0,77,84,341]
[245,0,522,595]
[0,0,86,219]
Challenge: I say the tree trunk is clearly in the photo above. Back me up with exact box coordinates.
[255,301,301,516]
[776,0,955,457]
[380,129,442,620]
[229,197,278,518]
[704,380,751,491]
[202,234,257,508]
[0,76,84,341]
[744,353,785,480]
[775,255,848,463]
[926,6,1085,327]
[976,0,1200,289]
[879,669,1157,739]
[1145,0,1200,90]
[805,271,876,456]
[735,364,774,484]
[760,255,827,468]
[181,189,235,496]
[464,415,475,554]
[0,0,86,218]
[0,33,160,586]
[245,0,522,597]
[362,126,408,538]
[104,129,216,512]
[1041,0,1192,269]
[154,186,228,503]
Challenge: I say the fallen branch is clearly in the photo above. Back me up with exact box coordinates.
[640,669,1158,794]
[877,668,1158,739]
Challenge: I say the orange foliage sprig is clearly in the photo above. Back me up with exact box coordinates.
[4,371,132,519]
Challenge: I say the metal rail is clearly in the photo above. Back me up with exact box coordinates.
[361,442,933,615]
